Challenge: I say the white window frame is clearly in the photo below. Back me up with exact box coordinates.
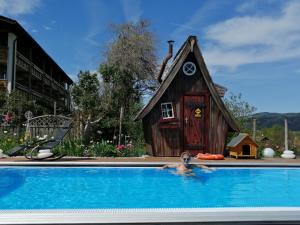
[161,102,174,119]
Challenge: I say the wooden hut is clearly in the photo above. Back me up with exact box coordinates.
[227,133,258,158]
[135,36,239,156]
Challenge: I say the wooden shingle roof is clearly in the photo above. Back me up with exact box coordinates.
[135,36,239,132]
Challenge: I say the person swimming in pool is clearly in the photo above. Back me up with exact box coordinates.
[162,151,212,174]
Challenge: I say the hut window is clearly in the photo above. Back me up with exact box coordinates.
[183,62,196,76]
[161,102,174,119]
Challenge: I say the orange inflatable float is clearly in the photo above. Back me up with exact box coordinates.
[196,153,224,160]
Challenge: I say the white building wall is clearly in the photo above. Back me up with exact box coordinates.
[6,32,17,93]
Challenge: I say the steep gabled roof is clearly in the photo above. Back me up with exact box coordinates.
[135,36,239,132]
[227,133,258,147]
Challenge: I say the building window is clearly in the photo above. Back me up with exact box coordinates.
[161,102,174,119]
[183,61,196,76]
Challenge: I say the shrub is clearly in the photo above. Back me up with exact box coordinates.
[92,141,146,157]
[0,133,146,158]
[115,143,146,157]
[56,139,84,157]
[93,141,119,157]
[0,130,24,154]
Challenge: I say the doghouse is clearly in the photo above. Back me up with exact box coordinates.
[135,36,239,156]
[227,133,258,158]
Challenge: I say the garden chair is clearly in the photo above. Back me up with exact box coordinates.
[7,119,72,161]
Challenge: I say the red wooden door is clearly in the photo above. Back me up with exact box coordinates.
[183,95,207,155]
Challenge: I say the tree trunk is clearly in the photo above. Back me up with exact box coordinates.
[118,106,124,146]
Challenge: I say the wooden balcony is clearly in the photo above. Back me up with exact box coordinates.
[31,64,42,80]
[14,53,70,109]
[16,52,30,71]
[15,82,29,93]
[4,51,68,98]
[52,79,65,91]
[16,52,64,87]
[31,89,43,98]
[44,74,51,85]
[0,46,7,64]
[16,82,67,107]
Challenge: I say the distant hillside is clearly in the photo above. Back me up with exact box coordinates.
[253,112,300,131]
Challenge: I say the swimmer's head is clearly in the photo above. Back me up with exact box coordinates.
[180,151,191,165]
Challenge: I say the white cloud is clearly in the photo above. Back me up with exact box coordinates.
[0,0,41,16]
[121,0,142,23]
[236,1,258,13]
[83,0,106,47]
[171,1,218,43]
[43,25,52,31]
[204,1,300,69]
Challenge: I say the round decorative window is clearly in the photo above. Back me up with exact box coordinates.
[183,62,196,76]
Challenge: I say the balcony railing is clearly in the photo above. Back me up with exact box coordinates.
[43,77,51,86]
[31,64,42,80]
[16,52,30,71]
[16,82,66,107]
[15,82,29,93]
[31,89,43,98]
[16,52,66,92]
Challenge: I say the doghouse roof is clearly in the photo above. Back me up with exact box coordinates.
[135,36,239,132]
[227,133,258,147]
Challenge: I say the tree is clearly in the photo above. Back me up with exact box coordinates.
[98,20,158,142]
[100,20,158,99]
[224,92,256,130]
[71,71,100,118]
[71,71,101,142]
[259,124,297,151]
[0,90,50,125]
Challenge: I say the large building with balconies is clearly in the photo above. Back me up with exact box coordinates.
[0,16,73,111]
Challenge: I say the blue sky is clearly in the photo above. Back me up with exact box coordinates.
[1,0,300,113]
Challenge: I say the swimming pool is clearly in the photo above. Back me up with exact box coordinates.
[1,166,300,210]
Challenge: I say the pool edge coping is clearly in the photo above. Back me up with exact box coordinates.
[1,161,300,167]
[1,207,300,224]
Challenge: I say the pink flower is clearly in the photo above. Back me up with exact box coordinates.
[116,145,125,150]
[126,143,133,149]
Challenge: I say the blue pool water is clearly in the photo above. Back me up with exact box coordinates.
[0,167,300,210]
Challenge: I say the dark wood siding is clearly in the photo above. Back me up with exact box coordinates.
[137,36,239,156]
[208,97,229,154]
[144,53,203,156]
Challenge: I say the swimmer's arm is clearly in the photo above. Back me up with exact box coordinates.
[161,164,177,169]
[193,164,214,170]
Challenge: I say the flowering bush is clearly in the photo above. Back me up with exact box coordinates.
[113,143,144,157]
[0,130,146,157]
[116,144,125,151]
[56,140,146,157]
[93,141,119,157]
